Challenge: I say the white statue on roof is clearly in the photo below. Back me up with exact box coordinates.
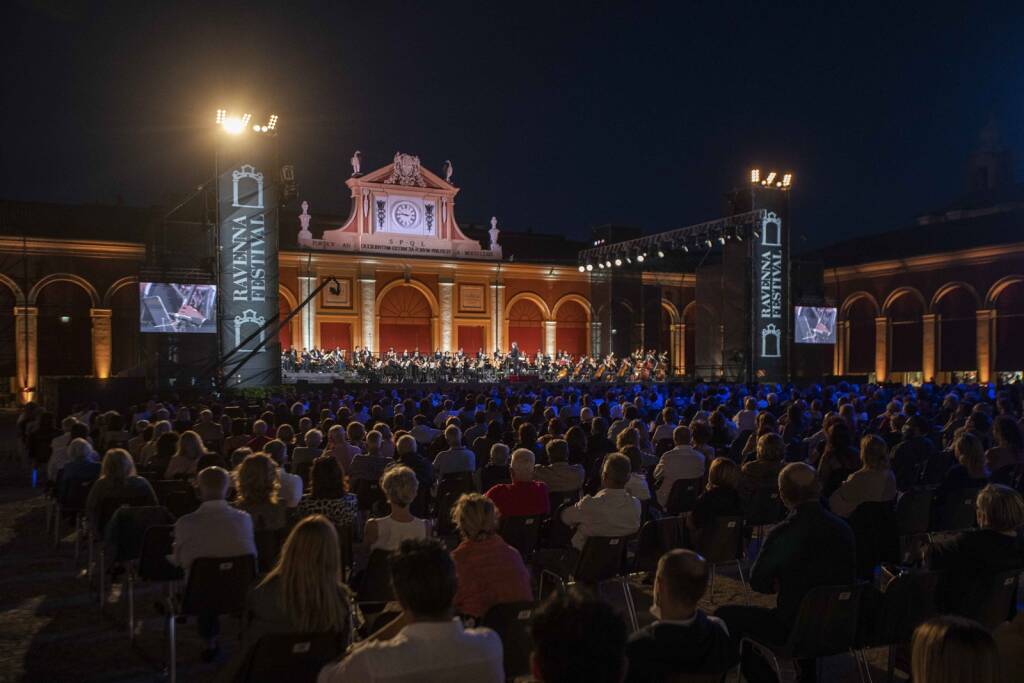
[350,150,362,176]
[443,159,454,184]
[298,200,313,242]
[489,216,500,252]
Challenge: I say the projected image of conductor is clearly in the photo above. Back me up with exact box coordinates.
[139,283,218,333]
[794,306,837,344]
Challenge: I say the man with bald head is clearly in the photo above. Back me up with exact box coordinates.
[715,462,855,682]
[625,550,735,682]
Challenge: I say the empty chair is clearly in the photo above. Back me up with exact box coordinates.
[498,515,544,560]
[167,554,257,683]
[953,568,1020,630]
[744,485,786,556]
[740,584,867,683]
[693,515,746,601]
[633,515,686,574]
[351,479,387,515]
[665,477,702,515]
[128,525,184,642]
[934,487,980,531]
[356,548,395,603]
[481,601,536,681]
[540,535,638,631]
[237,632,348,683]
[858,569,939,681]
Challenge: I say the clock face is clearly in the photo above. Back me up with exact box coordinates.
[392,201,419,228]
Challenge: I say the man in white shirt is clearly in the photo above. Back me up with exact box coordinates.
[535,439,585,493]
[410,415,441,447]
[46,417,80,482]
[319,538,503,683]
[561,453,641,551]
[653,426,706,508]
[192,409,224,446]
[171,466,256,659]
[433,399,459,429]
[433,426,475,475]
[652,407,679,444]
[263,439,302,507]
[733,397,759,434]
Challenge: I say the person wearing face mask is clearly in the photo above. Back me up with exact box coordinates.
[625,549,735,682]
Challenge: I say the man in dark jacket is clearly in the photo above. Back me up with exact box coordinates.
[626,549,735,682]
[890,416,939,490]
[715,462,856,682]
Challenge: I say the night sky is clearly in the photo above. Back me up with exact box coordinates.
[3,1,1024,250]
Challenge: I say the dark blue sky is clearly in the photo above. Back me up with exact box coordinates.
[3,1,1023,249]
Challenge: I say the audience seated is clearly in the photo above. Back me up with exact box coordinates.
[171,466,257,659]
[56,437,100,498]
[934,433,990,504]
[828,434,897,518]
[433,425,476,475]
[297,456,359,527]
[245,419,271,452]
[348,430,393,484]
[192,409,224,448]
[450,493,533,619]
[534,439,585,493]
[484,449,550,518]
[291,427,324,469]
[740,432,785,497]
[715,462,855,682]
[653,425,706,508]
[987,415,1024,483]
[85,448,157,526]
[561,452,641,552]
[911,616,1001,683]
[318,538,504,682]
[926,483,1024,612]
[164,430,206,480]
[687,457,744,547]
[46,417,82,482]
[479,443,512,492]
[620,445,653,502]
[529,588,627,683]
[817,420,860,498]
[365,466,429,552]
[625,549,735,682]
[233,453,289,531]
[264,439,303,507]
[890,415,938,490]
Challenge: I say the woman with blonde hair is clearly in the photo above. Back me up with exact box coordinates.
[364,465,428,551]
[911,615,1000,683]
[828,434,897,518]
[164,430,207,479]
[233,452,288,531]
[85,448,157,529]
[238,515,355,653]
[450,493,533,618]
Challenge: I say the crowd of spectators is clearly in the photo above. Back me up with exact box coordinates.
[18,378,1024,682]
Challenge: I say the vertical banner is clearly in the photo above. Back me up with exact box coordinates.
[218,138,281,387]
[753,211,788,381]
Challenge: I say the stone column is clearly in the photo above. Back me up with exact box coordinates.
[298,276,317,350]
[90,308,113,379]
[874,316,890,382]
[14,306,38,404]
[977,308,995,383]
[921,313,938,382]
[673,322,686,375]
[590,321,602,357]
[490,283,505,352]
[438,279,454,353]
[833,320,847,376]
[544,320,557,356]
[360,277,376,353]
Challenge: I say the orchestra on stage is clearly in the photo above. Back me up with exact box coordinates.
[281,344,669,384]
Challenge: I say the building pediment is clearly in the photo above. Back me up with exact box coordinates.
[351,153,457,195]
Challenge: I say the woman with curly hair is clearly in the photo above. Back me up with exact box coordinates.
[233,452,288,531]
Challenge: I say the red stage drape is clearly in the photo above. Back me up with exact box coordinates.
[319,322,352,351]
[380,323,432,354]
[508,326,543,355]
[458,325,485,353]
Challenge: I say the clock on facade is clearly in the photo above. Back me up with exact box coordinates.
[392,201,419,228]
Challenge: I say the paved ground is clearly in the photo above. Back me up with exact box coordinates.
[0,437,898,682]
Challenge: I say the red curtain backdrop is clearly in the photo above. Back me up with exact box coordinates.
[555,327,586,356]
[457,325,485,353]
[508,327,543,355]
[380,323,432,354]
[319,322,352,351]
[279,300,292,350]
[508,299,545,356]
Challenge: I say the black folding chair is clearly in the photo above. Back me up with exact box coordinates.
[352,479,387,515]
[895,489,932,537]
[548,489,580,514]
[481,602,537,681]
[167,554,257,683]
[254,526,288,574]
[744,485,785,557]
[741,584,869,683]
[356,549,395,603]
[237,632,348,683]
[847,500,898,581]
[540,536,638,631]
[934,487,980,531]
[129,525,184,642]
[498,515,544,560]
[151,480,194,507]
[693,515,746,602]
[54,478,95,560]
[90,495,158,608]
[334,524,354,583]
[633,515,686,574]
[858,569,939,683]
[953,568,1020,630]
[665,477,703,515]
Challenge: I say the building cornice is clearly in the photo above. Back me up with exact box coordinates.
[825,242,1024,282]
[0,236,145,259]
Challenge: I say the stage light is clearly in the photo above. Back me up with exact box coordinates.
[657,248,665,258]
[752,227,761,239]
[704,238,713,248]
[736,229,744,242]
[221,116,246,135]
[605,259,612,268]
[267,114,279,131]
[614,258,623,267]
[782,173,792,188]
[717,235,726,245]
[586,263,594,272]
[681,244,689,253]
[598,262,605,269]
[765,171,777,185]
[750,169,760,183]
[578,265,586,272]
[216,109,226,124]
[637,252,645,263]
[241,113,252,126]
[252,124,261,132]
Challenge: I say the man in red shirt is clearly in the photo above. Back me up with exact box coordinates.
[485,448,550,517]
[245,419,271,451]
